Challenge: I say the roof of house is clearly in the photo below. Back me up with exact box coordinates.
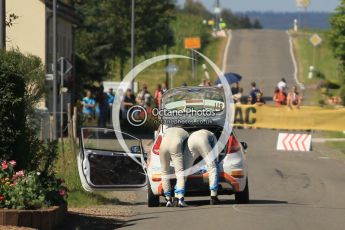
[42,0,83,25]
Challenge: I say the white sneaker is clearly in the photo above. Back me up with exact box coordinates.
[166,200,173,207]
[177,197,188,207]
[165,197,173,207]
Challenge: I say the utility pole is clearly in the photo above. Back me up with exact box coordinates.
[130,0,135,90]
[214,0,220,31]
[0,0,5,49]
[52,0,57,140]
[60,58,64,142]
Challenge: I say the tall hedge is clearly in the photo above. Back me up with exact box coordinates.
[0,49,45,169]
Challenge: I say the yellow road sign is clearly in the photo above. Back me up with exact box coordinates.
[310,33,322,47]
[296,0,310,8]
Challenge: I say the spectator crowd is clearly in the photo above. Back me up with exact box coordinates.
[80,81,169,127]
[80,77,303,127]
[230,78,302,109]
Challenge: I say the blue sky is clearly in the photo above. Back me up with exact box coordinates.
[177,0,340,12]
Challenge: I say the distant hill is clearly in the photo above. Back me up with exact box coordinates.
[239,12,331,30]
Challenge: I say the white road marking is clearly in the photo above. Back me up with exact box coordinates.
[318,156,330,160]
[286,30,305,90]
[232,204,242,213]
[222,30,232,73]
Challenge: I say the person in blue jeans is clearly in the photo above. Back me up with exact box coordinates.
[82,90,96,120]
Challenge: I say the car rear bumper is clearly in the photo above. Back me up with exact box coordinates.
[150,172,243,196]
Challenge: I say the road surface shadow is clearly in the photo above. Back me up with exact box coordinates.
[185,199,287,207]
[135,199,288,216]
[117,201,148,206]
[55,212,157,230]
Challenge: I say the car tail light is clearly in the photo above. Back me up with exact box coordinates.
[152,135,162,155]
[231,170,245,178]
[226,135,241,154]
[152,173,162,182]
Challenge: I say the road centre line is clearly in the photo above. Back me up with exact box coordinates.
[222,30,232,73]
[286,30,305,90]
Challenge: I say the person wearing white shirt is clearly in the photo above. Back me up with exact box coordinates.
[277,78,287,91]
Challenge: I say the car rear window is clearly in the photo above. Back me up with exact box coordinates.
[162,87,225,112]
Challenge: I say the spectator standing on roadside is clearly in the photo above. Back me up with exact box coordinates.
[136,84,152,108]
[249,82,262,104]
[154,84,163,108]
[107,88,115,123]
[144,92,152,109]
[107,88,115,107]
[287,86,302,109]
[96,86,109,127]
[122,89,136,120]
[277,78,287,92]
[82,90,96,120]
[273,87,287,106]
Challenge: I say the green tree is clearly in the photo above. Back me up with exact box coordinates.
[0,50,45,169]
[329,0,345,104]
[221,9,260,29]
[329,0,345,71]
[183,0,211,18]
[253,19,262,29]
[74,0,175,91]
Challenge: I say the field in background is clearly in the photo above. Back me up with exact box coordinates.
[292,30,341,106]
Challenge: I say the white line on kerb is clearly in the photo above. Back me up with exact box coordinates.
[286,30,305,90]
[222,30,232,73]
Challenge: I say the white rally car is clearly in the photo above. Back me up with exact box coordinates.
[78,86,249,207]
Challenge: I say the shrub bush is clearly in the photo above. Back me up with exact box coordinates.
[0,49,45,170]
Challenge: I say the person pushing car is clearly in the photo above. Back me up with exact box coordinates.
[159,127,220,207]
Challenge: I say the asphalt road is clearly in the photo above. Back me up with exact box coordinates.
[118,30,345,230]
[226,29,295,101]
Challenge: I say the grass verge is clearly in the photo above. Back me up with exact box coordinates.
[292,30,345,154]
[292,30,342,106]
[55,140,121,207]
[326,141,345,155]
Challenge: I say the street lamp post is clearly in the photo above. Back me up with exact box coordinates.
[130,0,135,90]
[52,0,57,140]
[214,0,221,31]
